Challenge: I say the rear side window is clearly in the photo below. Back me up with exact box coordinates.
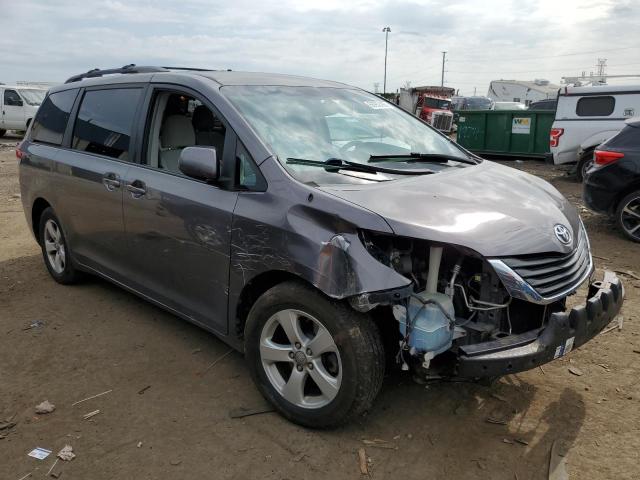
[31,89,78,146]
[576,96,615,117]
[606,125,640,149]
[72,88,142,161]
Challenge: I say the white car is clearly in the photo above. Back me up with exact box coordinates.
[550,84,640,180]
[0,85,48,137]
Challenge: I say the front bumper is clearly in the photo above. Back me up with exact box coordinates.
[457,271,623,377]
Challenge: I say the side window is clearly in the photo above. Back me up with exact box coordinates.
[4,90,23,106]
[72,88,142,160]
[576,96,615,117]
[145,91,226,175]
[31,89,78,146]
[236,141,266,191]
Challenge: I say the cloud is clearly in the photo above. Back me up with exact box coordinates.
[0,0,638,95]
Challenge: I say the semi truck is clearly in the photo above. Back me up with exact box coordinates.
[399,86,455,133]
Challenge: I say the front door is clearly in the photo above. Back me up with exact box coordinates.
[122,88,238,333]
[2,89,25,129]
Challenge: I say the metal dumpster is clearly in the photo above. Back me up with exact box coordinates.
[456,110,555,158]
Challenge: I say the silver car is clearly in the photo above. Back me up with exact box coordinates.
[18,65,624,428]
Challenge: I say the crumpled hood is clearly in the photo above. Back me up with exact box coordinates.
[319,161,581,257]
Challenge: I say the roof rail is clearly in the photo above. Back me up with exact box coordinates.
[64,64,169,84]
[160,66,215,72]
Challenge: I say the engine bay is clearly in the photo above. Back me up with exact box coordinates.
[358,230,566,378]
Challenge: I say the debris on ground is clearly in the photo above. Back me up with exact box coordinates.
[198,348,234,376]
[71,389,112,406]
[362,438,398,450]
[28,447,52,460]
[228,406,274,419]
[22,320,45,331]
[293,452,306,462]
[57,445,75,461]
[491,393,508,402]
[602,316,624,334]
[548,440,568,480]
[486,416,509,425]
[515,438,529,446]
[137,385,151,395]
[17,473,32,480]
[568,366,584,376]
[137,442,143,448]
[46,458,59,476]
[82,409,100,420]
[35,400,56,414]
[170,460,182,466]
[357,448,369,475]
[614,270,640,281]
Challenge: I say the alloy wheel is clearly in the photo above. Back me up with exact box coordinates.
[260,309,342,409]
[43,219,66,274]
[620,195,640,240]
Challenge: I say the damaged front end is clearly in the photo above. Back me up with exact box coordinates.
[354,227,624,380]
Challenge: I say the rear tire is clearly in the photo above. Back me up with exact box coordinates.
[245,281,385,428]
[38,207,83,284]
[576,149,594,182]
[616,190,640,243]
[0,129,6,138]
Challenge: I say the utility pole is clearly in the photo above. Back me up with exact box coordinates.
[383,27,391,94]
[440,51,447,87]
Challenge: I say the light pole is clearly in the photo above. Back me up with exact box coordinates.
[382,27,391,95]
[441,51,447,87]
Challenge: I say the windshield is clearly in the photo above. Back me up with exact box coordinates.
[19,89,47,106]
[222,86,470,184]
[424,97,451,109]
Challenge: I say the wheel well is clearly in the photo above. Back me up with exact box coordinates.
[234,270,308,339]
[31,198,51,243]
[26,118,32,128]
[613,182,640,213]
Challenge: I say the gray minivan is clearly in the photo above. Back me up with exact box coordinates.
[18,65,624,427]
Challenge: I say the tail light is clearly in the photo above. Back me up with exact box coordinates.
[15,141,26,160]
[550,128,564,148]
[594,150,624,166]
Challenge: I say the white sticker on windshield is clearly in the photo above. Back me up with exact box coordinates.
[363,100,392,110]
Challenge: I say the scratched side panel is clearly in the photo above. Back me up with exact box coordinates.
[227,157,411,336]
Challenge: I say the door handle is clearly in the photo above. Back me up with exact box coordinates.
[126,180,147,198]
[102,172,121,191]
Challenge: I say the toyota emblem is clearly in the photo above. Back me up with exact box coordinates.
[554,224,572,245]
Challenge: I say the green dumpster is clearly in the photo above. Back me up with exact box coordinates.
[456,110,554,158]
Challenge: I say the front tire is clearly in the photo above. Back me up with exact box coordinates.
[245,281,385,428]
[38,207,83,284]
[616,191,640,243]
[0,129,6,138]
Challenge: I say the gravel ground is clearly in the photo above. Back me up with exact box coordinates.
[1,141,638,480]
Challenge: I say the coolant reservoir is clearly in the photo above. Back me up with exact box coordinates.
[395,291,455,355]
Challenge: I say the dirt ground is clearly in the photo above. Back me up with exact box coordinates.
[1,137,638,480]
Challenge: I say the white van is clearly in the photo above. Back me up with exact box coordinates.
[550,84,640,180]
[0,85,48,137]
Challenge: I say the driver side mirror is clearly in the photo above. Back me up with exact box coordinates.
[179,146,219,182]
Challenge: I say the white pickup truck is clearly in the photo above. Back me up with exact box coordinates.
[550,84,640,180]
[0,85,47,137]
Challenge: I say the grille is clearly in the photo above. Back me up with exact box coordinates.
[432,112,453,132]
[500,227,591,299]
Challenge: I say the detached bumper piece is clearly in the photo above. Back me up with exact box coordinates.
[457,271,624,378]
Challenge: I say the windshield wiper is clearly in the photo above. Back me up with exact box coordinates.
[368,152,479,165]
[286,157,434,175]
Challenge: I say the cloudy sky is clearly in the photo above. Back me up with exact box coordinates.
[1,0,639,95]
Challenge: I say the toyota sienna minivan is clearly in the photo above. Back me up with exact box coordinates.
[18,65,624,428]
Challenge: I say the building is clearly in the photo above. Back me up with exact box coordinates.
[488,79,559,106]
